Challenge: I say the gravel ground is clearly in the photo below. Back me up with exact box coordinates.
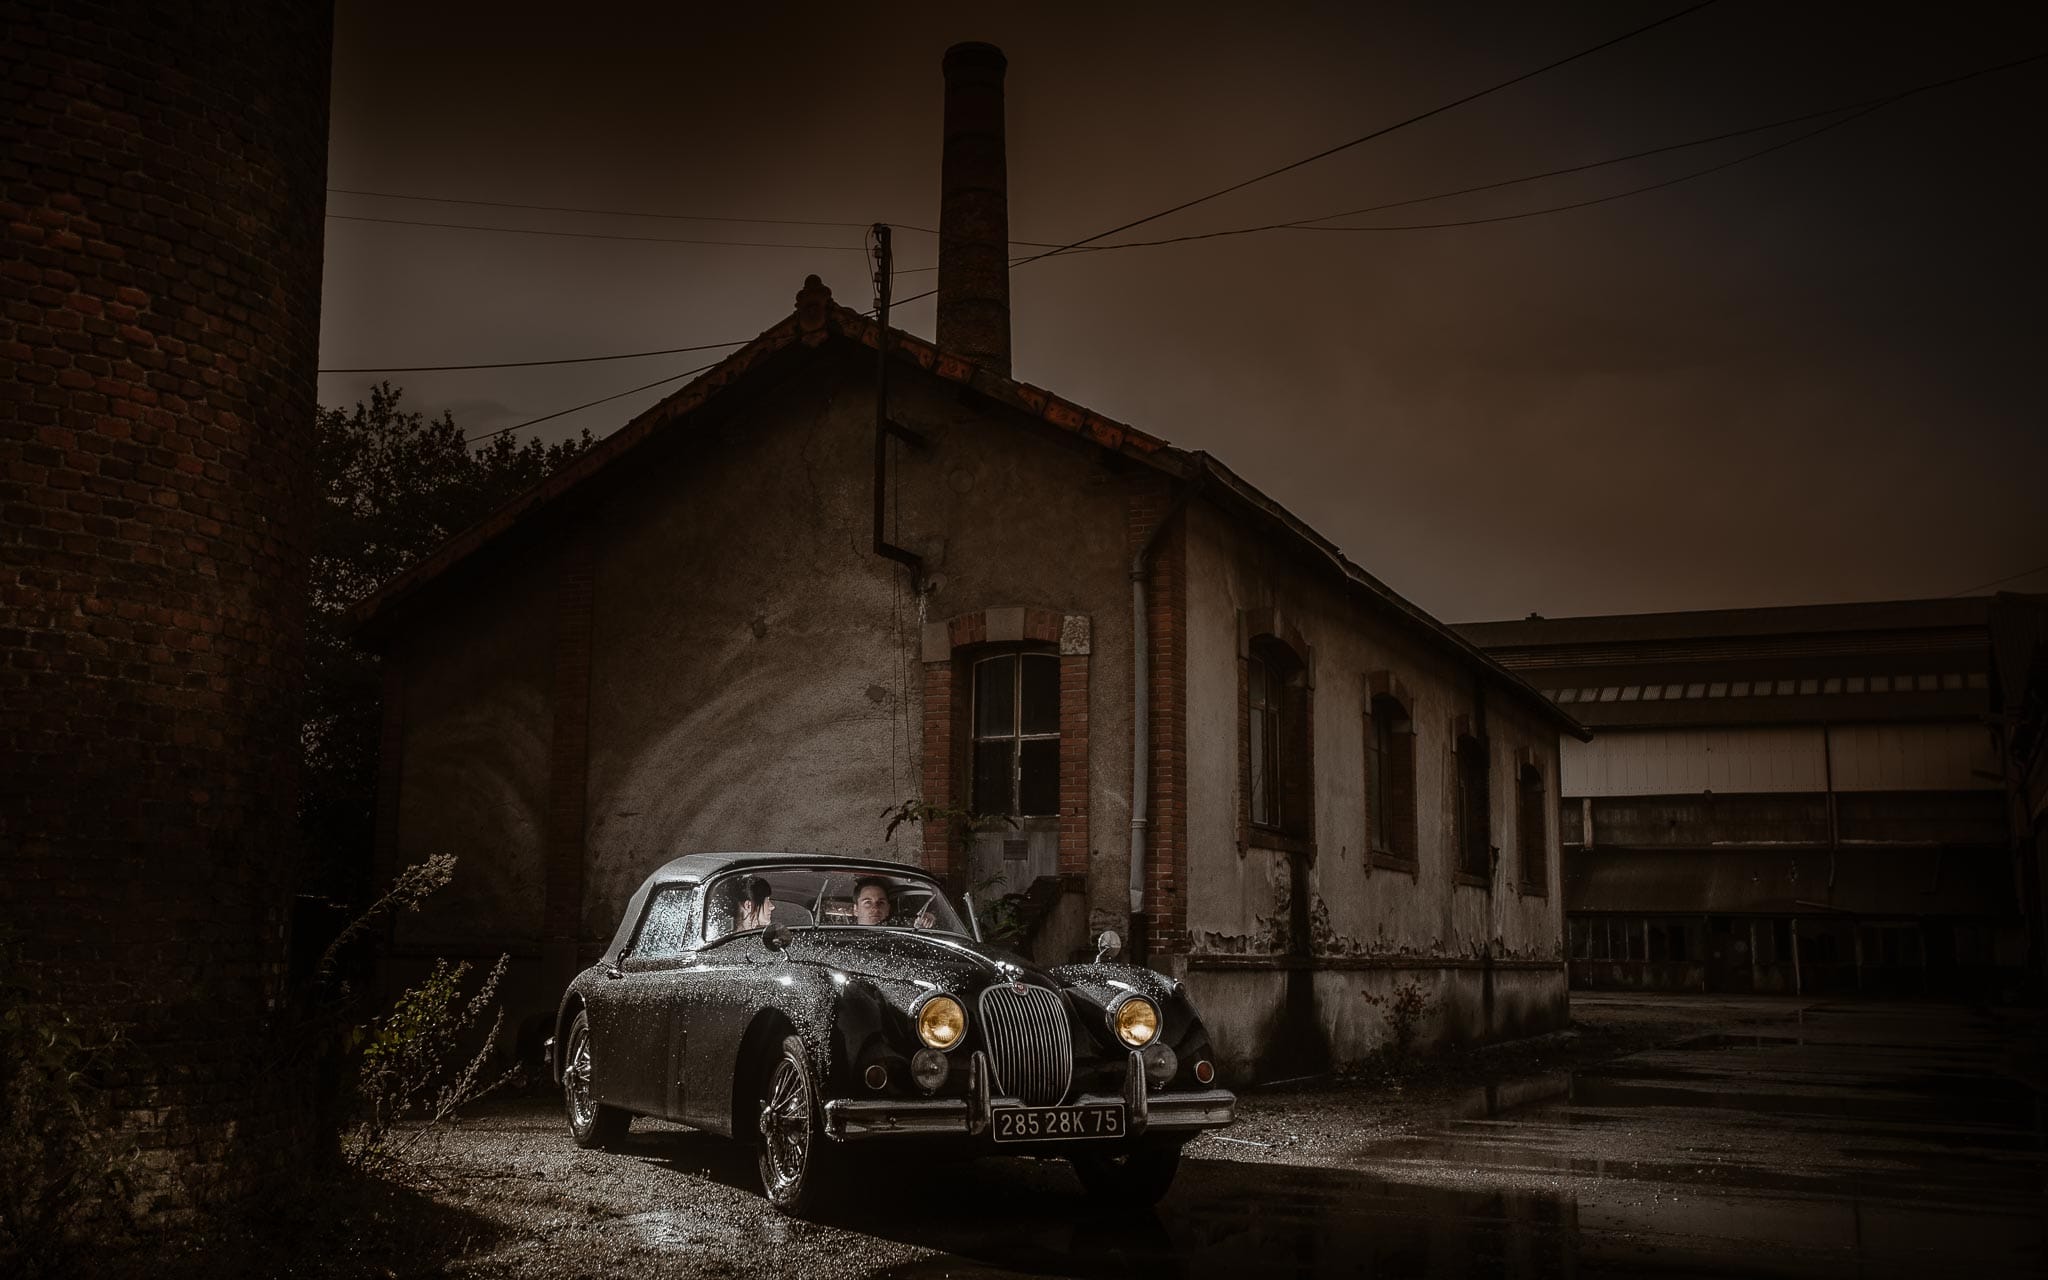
[120,993,1791,1279]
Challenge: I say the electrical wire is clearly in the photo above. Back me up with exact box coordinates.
[326,191,1070,248]
[320,338,750,375]
[329,187,874,230]
[327,212,866,252]
[882,0,1720,310]
[1948,559,2048,598]
[462,358,724,444]
[995,2,1720,272]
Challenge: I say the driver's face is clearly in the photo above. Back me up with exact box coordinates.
[853,888,891,925]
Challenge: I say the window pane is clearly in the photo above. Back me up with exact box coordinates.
[1249,707,1269,825]
[1248,656,1268,708]
[1368,721,1388,850]
[973,656,1014,738]
[635,888,694,958]
[1018,738,1059,816]
[1020,654,1059,736]
[972,739,1015,816]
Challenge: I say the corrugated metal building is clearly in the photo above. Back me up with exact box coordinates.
[1460,599,2028,997]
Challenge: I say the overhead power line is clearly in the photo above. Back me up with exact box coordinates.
[884,0,1719,310]
[462,358,726,444]
[329,187,874,230]
[326,212,868,253]
[327,188,1068,249]
[1948,559,2048,598]
[327,50,2040,386]
[320,338,750,375]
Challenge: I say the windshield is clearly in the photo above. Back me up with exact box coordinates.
[703,867,968,941]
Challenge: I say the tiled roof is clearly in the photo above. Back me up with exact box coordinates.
[347,277,1583,736]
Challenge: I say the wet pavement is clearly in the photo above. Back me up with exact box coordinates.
[863,1001,2046,1278]
[404,997,2045,1279]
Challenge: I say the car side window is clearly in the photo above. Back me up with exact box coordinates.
[631,887,697,960]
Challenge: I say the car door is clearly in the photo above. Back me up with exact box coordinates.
[598,885,700,1116]
[674,926,768,1133]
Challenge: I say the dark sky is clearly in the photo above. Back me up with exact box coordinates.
[318,1,2046,623]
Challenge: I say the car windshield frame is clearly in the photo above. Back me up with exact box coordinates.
[699,864,970,942]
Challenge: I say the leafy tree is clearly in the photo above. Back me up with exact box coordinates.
[303,384,593,904]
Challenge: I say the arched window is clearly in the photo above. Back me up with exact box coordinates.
[1366,693,1416,867]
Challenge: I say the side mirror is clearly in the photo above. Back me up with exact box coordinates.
[605,948,626,979]
[762,923,794,953]
[1094,929,1122,964]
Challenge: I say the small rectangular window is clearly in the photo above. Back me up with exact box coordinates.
[971,652,1060,818]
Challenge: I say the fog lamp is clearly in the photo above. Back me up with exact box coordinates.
[863,1063,888,1090]
[1193,1059,1215,1085]
[916,994,966,1050]
[911,1048,949,1093]
[1112,995,1160,1047]
[1142,1042,1178,1088]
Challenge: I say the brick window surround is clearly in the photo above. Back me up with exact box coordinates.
[1364,671,1419,874]
[1237,608,1313,858]
[919,607,1090,888]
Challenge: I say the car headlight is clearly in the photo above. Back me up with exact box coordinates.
[1111,995,1160,1047]
[916,994,966,1051]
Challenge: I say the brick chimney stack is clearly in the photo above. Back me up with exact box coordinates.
[937,42,1011,376]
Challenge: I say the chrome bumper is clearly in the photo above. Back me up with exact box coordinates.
[821,1049,1236,1142]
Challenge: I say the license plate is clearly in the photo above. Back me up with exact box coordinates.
[991,1103,1124,1142]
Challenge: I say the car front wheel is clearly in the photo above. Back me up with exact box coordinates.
[562,1009,629,1150]
[756,1034,838,1215]
[1070,1142,1182,1206]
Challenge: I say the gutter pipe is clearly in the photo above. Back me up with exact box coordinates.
[1130,454,1208,918]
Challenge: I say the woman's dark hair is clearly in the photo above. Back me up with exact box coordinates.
[742,876,774,907]
[852,876,892,899]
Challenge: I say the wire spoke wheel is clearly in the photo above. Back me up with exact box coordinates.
[759,1057,811,1196]
[565,1032,595,1128]
[562,1009,628,1149]
[756,1033,838,1214]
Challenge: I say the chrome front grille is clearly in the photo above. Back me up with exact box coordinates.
[977,984,1073,1107]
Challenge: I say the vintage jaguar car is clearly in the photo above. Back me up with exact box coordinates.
[547,852,1236,1213]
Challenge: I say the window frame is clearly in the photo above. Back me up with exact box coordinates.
[1240,630,1314,854]
[968,649,1061,820]
[1365,691,1417,872]
[1516,760,1548,897]
[1247,652,1283,830]
[1453,731,1492,887]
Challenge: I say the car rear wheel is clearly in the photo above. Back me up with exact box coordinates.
[562,1009,629,1150]
[1070,1142,1182,1206]
[756,1033,838,1215]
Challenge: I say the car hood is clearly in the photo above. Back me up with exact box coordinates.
[786,928,1045,994]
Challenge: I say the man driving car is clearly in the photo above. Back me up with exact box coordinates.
[852,877,894,926]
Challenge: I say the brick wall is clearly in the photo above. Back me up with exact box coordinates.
[1129,479,1189,957]
[0,1,333,1214]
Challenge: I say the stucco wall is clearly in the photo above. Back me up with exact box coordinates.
[582,356,908,941]
[580,352,1137,950]
[1180,499,1565,1070]
[390,551,557,952]
[884,370,1139,941]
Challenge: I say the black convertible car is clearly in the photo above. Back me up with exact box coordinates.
[547,853,1236,1213]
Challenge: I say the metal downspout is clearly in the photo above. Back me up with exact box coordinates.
[1129,457,1207,924]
